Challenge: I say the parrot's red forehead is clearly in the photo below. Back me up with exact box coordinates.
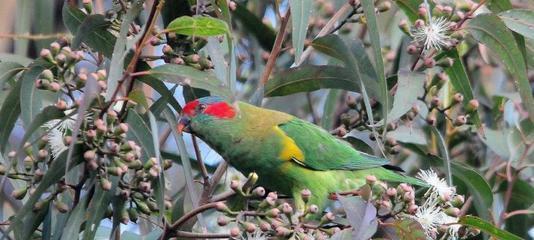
[182,99,236,119]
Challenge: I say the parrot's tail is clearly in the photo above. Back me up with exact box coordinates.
[356,167,429,188]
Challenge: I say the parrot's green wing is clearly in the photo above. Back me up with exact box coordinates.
[278,118,389,171]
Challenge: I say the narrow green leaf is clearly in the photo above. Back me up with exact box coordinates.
[0,53,33,66]
[148,112,165,218]
[60,198,88,240]
[0,62,25,87]
[362,0,389,135]
[82,183,115,239]
[0,77,22,154]
[71,14,115,57]
[166,16,229,36]
[312,35,383,154]
[481,0,512,13]
[442,49,482,128]
[12,199,50,240]
[394,0,421,22]
[149,64,231,99]
[128,90,149,110]
[62,5,116,57]
[321,89,341,130]
[20,61,54,128]
[430,127,452,186]
[289,0,312,63]
[498,9,534,40]
[265,65,360,97]
[467,13,534,121]
[162,108,204,226]
[125,110,155,162]
[499,179,534,238]
[459,216,522,240]
[18,106,65,150]
[137,75,182,112]
[106,0,143,101]
[311,35,380,100]
[233,3,276,51]
[450,163,493,220]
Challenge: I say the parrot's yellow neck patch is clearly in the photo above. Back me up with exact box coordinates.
[272,126,305,161]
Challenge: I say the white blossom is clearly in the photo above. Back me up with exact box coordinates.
[417,169,455,199]
[412,192,446,238]
[411,17,453,51]
[43,110,78,158]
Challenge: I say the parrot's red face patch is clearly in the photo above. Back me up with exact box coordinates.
[182,99,236,119]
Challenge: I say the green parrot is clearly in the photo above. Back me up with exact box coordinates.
[177,96,425,211]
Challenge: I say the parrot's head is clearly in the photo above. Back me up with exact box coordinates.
[177,96,237,134]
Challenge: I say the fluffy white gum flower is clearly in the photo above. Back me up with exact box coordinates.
[417,169,455,199]
[411,17,452,52]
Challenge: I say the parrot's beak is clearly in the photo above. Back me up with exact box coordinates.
[177,116,191,134]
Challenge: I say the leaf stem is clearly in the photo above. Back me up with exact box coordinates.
[258,9,291,86]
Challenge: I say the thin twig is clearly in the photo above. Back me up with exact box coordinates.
[191,135,209,185]
[166,202,220,233]
[504,209,534,219]
[258,9,291,86]
[174,231,231,239]
[101,0,164,119]
[0,32,68,40]
[199,161,228,204]
[209,190,236,203]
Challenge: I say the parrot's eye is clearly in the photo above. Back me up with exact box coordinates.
[197,104,207,112]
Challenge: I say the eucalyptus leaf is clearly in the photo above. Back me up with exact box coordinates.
[126,110,156,162]
[166,16,229,36]
[149,64,231,99]
[0,62,25,87]
[233,3,276,51]
[265,65,360,97]
[137,74,182,112]
[18,106,65,151]
[60,198,88,240]
[289,0,312,64]
[499,9,534,40]
[459,216,522,240]
[106,0,144,100]
[312,35,380,100]
[362,0,389,133]
[322,89,341,130]
[0,77,22,154]
[394,0,421,22]
[467,13,534,121]
[20,61,54,128]
[148,112,165,218]
[441,50,482,128]
[62,5,115,57]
